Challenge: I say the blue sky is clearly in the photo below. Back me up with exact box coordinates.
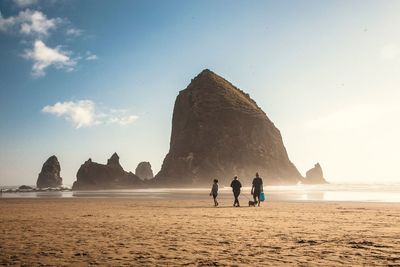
[1,0,400,186]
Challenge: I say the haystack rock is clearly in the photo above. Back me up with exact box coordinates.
[303,163,328,184]
[135,162,154,180]
[72,153,142,190]
[155,69,303,186]
[37,155,62,188]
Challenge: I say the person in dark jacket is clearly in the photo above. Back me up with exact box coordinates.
[209,179,219,207]
[230,176,242,207]
[251,172,263,206]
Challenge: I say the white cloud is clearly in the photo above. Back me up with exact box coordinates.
[13,0,38,7]
[42,100,138,128]
[66,27,83,37]
[85,51,98,61]
[42,100,95,128]
[0,9,61,37]
[306,104,398,132]
[0,11,15,31]
[381,43,400,60]
[86,54,98,60]
[23,39,76,77]
[1,9,94,77]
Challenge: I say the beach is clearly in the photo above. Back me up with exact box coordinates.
[1,197,399,266]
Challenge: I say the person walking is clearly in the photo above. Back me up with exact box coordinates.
[251,172,263,206]
[230,176,242,207]
[209,179,219,207]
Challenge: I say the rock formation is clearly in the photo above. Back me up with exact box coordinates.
[155,69,303,186]
[18,185,33,190]
[303,163,328,184]
[36,155,63,188]
[72,153,143,190]
[135,162,154,180]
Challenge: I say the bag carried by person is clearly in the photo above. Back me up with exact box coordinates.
[260,192,265,202]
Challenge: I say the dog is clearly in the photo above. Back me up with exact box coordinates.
[248,200,257,207]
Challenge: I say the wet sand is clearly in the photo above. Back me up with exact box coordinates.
[0,198,399,266]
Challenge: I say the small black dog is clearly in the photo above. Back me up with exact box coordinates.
[248,200,257,207]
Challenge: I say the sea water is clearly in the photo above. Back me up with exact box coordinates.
[1,184,400,203]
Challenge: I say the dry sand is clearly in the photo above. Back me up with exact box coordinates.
[0,198,399,266]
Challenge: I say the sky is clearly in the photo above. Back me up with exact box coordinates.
[0,0,399,186]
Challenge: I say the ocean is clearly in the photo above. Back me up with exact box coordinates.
[1,184,400,203]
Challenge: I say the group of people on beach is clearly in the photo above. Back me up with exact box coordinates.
[210,172,264,207]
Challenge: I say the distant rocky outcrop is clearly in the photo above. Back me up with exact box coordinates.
[37,155,63,188]
[303,163,328,184]
[18,185,33,190]
[135,162,154,180]
[155,69,303,186]
[72,153,143,190]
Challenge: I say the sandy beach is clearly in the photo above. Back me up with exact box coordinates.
[1,197,399,266]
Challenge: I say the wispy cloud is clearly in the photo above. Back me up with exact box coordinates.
[0,9,61,37]
[42,100,138,128]
[66,27,83,37]
[102,109,137,125]
[42,100,95,128]
[1,7,95,78]
[85,51,98,60]
[307,104,398,132]
[23,39,76,77]
[13,0,38,7]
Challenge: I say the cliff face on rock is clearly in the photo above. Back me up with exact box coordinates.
[155,69,303,186]
[303,163,327,184]
[135,162,154,180]
[37,155,63,188]
[72,153,142,190]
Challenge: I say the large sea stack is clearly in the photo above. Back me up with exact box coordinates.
[155,69,303,186]
[72,153,142,190]
[37,155,63,188]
